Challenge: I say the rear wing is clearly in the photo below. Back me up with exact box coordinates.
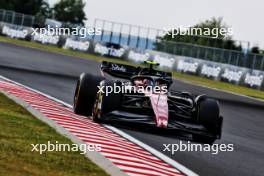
[101,61,138,79]
[101,61,173,83]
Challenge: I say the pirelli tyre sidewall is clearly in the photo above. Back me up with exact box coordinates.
[73,73,104,116]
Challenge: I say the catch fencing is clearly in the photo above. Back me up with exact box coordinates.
[93,19,264,71]
[0,9,35,27]
[1,9,263,72]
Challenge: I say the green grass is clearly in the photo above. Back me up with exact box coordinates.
[172,72,264,100]
[0,92,109,176]
[0,36,263,100]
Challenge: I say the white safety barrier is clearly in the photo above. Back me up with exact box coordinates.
[63,38,90,51]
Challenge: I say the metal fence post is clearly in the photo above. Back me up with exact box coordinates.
[163,43,166,52]
[204,48,208,60]
[109,21,114,43]
[196,47,200,59]
[100,20,105,42]
[127,25,131,46]
[181,46,184,56]
[11,11,15,24]
[145,28,150,50]
[260,56,264,71]
[136,26,140,48]
[155,29,161,50]
[2,10,6,21]
[220,48,224,63]
[92,19,97,41]
[236,53,240,66]
[252,54,256,70]
[212,48,216,61]
[118,24,123,45]
[228,51,232,64]
[93,19,97,29]
[173,46,176,55]
[189,46,193,57]
[21,14,24,26]
[31,16,35,26]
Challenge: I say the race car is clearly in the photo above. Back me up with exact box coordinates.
[73,61,223,143]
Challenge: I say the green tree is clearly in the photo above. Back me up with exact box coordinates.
[156,17,241,51]
[0,0,50,16]
[35,1,52,26]
[251,46,260,54]
[37,1,52,18]
[53,0,86,25]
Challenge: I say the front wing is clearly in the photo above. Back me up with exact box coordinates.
[100,110,220,139]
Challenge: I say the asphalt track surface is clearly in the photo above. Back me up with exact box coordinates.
[0,42,264,176]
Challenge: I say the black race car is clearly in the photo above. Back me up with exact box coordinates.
[73,61,223,143]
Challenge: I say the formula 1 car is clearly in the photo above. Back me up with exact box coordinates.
[73,61,223,143]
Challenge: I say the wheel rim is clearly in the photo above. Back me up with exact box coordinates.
[92,91,103,120]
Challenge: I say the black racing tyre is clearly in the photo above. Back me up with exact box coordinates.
[92,80,122,122]
[73,73,104,116]
[194,98,221,144]
[101,80,122,114]
[197,98,220,130]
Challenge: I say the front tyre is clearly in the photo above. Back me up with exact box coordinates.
[92,80,122,122]
[73,73,104,116]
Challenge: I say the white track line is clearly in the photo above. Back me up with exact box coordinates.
[0,75,198,176]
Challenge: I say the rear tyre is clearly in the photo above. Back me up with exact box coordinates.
[194,98,222,144]
[73,73,104,116]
